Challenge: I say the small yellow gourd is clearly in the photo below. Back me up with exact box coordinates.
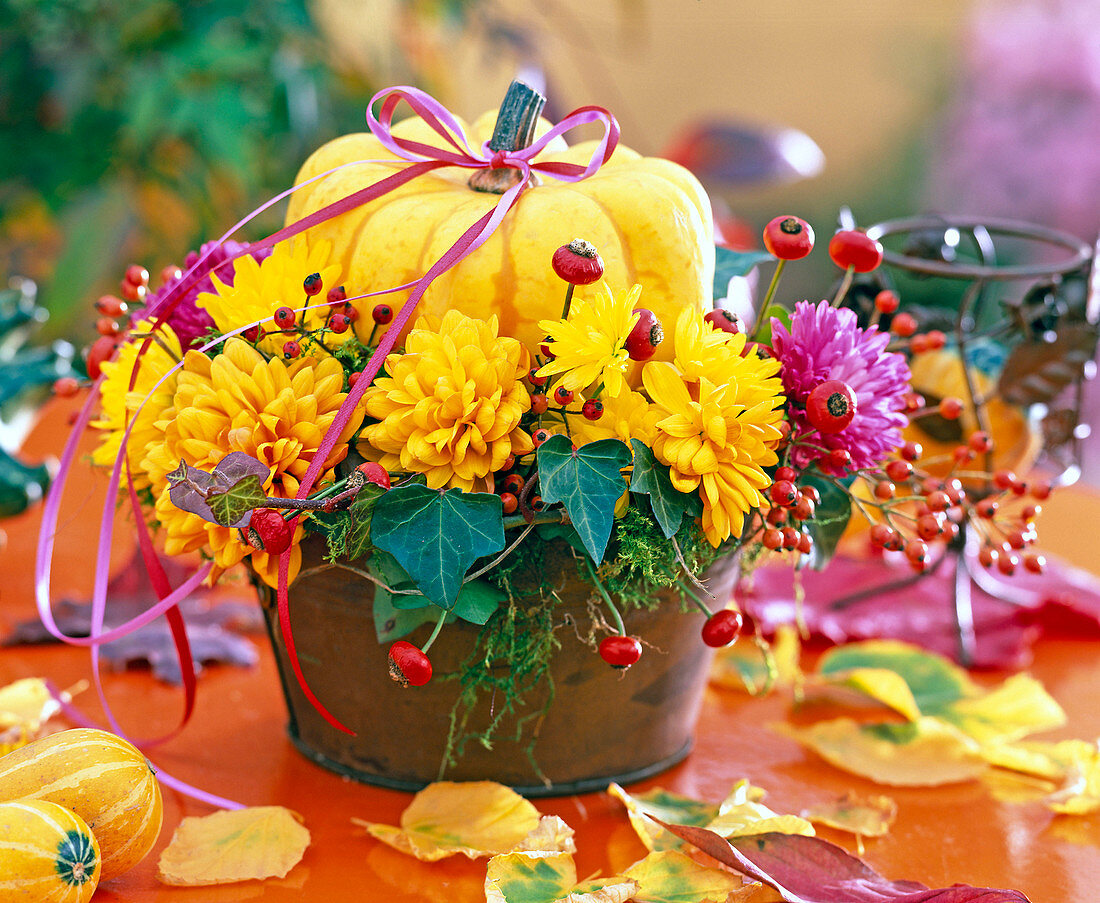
[0,728,162,881]
[287,81,714,359]
[0,798,100,901]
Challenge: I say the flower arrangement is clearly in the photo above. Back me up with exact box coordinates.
[60,85,1059,784]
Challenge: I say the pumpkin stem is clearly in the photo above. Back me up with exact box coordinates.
[468,80,546,194]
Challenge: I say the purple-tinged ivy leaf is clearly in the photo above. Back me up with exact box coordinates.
[651,820,1031,903]
[166,453,271,528]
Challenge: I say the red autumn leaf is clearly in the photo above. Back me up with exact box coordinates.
[651,819,1031,903]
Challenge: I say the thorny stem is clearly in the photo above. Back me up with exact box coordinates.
[465,523,535,582]
[676,579,712,617]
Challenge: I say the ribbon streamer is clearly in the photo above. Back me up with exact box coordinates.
[35,83,619,754]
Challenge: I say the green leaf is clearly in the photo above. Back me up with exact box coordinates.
[817,642,975,715]
[344,483,385,562]
[450,579,506,626]
[753,303,792,347]
[372,585,442,644]
[537,435,631,563]
[628,439,701,538]
[800,472,851,571]
[714,246,774,298]
[370,484,505,608]
[206,474,269,528]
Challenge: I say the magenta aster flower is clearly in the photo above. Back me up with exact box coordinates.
[770,300,910,474]
[139,240,269,350]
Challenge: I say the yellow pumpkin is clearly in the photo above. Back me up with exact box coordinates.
[905,350,1039,480]
[0,728,163,881]
[0,799,100,901]
[285,95,714,359]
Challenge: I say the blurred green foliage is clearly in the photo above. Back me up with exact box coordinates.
[0,0,375,338]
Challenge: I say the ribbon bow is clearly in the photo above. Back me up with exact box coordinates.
[36,83,620,745]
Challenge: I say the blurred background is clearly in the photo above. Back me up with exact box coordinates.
[2,0,1098,477]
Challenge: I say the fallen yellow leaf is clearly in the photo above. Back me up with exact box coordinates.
[776,716,987,786]
[358,781,544,861]
[622,849,743,902]
[484,851,637,903]
[156,806,309,886]
[800,792,897,838]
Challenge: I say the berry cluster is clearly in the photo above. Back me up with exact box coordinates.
[760,467,820,556]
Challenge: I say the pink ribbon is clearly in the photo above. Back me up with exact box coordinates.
[35,84,619,753]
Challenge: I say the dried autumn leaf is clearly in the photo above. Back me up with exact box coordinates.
[707,781,815,841]
[359,781,542,861]
[652,820,1032,903]
[776,717,987,786]
[156,806,309,886]
[943,674,1066,744]
[516,816,577,854]
[608,780,812,853]
[608,783,720,851]
[484,851,637,903]
[621,849,746,902]
[0,678,72,752]
[801,668,922,722]
[1045,740,1100,815]
[800,793,897,839]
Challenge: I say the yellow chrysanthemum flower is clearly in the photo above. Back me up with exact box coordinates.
[197,239,343,359]
[359,310,533,492]
[570,388,660,450]
[643,360,785,547]
[672,307,784,407]
[535,283,640,396]
[142,338,364,587]
[92,321,183,490]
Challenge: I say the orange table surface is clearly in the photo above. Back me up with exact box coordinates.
[3,399,1100,902]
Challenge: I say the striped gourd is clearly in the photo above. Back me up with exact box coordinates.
[0,729,162,881]
[0,799,100,901]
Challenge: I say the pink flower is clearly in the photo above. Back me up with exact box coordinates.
[771,300,910,474]
[140,240,269,350]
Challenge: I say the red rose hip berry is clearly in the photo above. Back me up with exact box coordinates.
[552,239,605,285]
[762,215,815,260]
[599,635,642,668]
[247,509,292,555]
[703,308,744,335]
[356,462,391,489]
[388,640,432,687]
[625,308,664,361]
[828,230,884,272]
[701,609,743,648]
[582,398,604,421]
[806,379,858,433]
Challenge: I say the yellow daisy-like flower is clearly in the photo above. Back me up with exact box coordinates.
[359,310,533,492]
[643,360,785,547]
[535,283,640,396]
[672,307,784,407]
[197,239,342,359]
[142,338,364,587]
[91,320,183,490]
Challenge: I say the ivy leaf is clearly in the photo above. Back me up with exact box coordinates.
[651,821,1032,903]
[754,303,792,347]
[801,473,851,571]
[370,485,505,609]
[451,580,507,626]
[537,435,631,563]
[345,483,385,562]
[206,474,269,529]
[714,246,774,297]
[372,585,444,644]
[629,440,701,538]
[384,579,504,626]
[166,452,270,528]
